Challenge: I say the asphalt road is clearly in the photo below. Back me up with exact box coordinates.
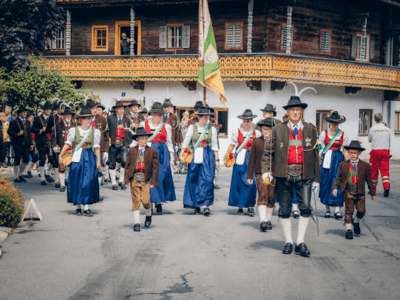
[0,163,400,300]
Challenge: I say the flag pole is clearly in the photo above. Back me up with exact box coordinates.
[202,0,207,106]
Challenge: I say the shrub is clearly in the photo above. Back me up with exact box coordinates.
[0,174,25,228]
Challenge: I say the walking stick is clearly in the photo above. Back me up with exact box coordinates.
[313,187,320,236]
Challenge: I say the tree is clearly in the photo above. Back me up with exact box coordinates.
[0,0,65,73]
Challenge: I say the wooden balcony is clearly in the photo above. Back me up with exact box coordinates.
[41,54,400,92]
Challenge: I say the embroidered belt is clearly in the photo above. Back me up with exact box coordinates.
[133,172,146,182]
[287,164,302,177]
[345,184,358,193]
[289,140,302,146]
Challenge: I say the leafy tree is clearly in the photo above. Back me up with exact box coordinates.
[0,0,65,73]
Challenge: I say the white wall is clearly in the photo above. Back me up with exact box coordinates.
[83,80,393,159]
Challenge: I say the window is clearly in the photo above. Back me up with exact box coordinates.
[395,111,400,133]
[91,25,109,51]
[351,33,370,62]
[168,25,182,49]
[316,110,331,135]
[225,23,243,50]
[49,29,65,50]
[159,25,190,50]
[359,109,373,135]
[320,29,331,55]
[280,23,293,51]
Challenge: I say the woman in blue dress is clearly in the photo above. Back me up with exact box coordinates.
[318,111,349,219]
[180,106,220,216]
[59,106,101,216]
[225,109,261,216]
[132,102,176,215]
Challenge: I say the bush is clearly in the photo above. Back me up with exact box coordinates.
[0,174,25,228]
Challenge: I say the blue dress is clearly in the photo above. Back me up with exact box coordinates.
[228,150,257,208]
[320,151,344,206]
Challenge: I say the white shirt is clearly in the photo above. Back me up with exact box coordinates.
[129,121,173,152]
[230,125,261,146]
[319,129,350,169]
[65,126,101,149]
[368,122,391,150]
[182,123,219,151]
[288,120,303,130]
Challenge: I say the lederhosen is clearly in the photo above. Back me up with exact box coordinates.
[343,162,366,223]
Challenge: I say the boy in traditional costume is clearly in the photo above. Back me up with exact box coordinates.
[333,140,375,239]
[125,127,159,232]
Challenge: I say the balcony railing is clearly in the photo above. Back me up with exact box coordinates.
[41,53,400,91]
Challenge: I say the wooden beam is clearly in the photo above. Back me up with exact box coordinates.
[181,81,197,91]
[345,87,361,94]
[246,80,261,91]
[270,81,286,91]
[129,81,145,90]
[385,90,400,101]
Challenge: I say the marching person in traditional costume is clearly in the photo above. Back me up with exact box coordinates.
[180,106,219,215]
[107,101,132,190]
[187,101,203,126]
[163,99,183,171]
[319,111,349,219]
[262,85,320,257]
[96,103,110,183]
[247,118,275,231]
[225,109,261,216]
[333,141,375,239]
[23,111,39,178]
[368,113,391,197]
[8,106,32,183]
[59,106,101,216]
[51,107,76,192]
[134,102,176,214]
[208,106,221,188]
[3,106,14,167]
[124,127,159,232]
[32,102,55,185]
[139,107,149,121]
[128,99,144,133]
[256,104,282,130]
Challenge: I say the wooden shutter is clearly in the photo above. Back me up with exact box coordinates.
[182,25,191,48]
[320,30,331,54]
[370,35,375,60]
[350,35,356,59]
[226,24,234,48]
[282,25,293,50]
[233,24,242,48]
[159,26,167,49]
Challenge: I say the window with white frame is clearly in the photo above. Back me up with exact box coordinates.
[168,25,182,49]
[225,23,243,50]
[355,34,370,62]
[316,110,331,135]
[159,25,190,50]
[49,29,65,50]
[359,109,372,135]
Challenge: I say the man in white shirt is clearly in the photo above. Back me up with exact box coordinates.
[368,113,391,197]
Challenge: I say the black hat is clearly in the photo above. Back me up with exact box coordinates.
[62,107,75,116]
[113,101,126,109]
[163,99,173,107]
[344,140,365,152]
[194,101,203,109]
[196,106,212,116]
[205,104,215,117]
[282,96,308,110]
[128,99,141,107]
[261,104,277,117]
[17,106,28,113]
[97,103,105,110]
[76,106,93,118]
[140,107,148,114]
[238,109,257,120]
[42,102,52,110]
[86,99,97,107]
[132,127,153,140]
[258,117,275,128]
[26,110,35,118]
[110,107,116,113]
[325,111,346,124]
[149,102,166,114]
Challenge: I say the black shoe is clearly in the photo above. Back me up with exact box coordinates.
[14,177,22,183]
[334,212,343,219]
[60,186,66,192]
[213,184,220,189]
[133,224,140,232]
[155,203,162,215]
[194,208,201,215]
[353,219,361,235]
[282,243,293,254]
[75,209,83,216]
[41,180,47,185]
[203,207,210,216]
[83,209,93,217]
[345,230,353,239]
[237,208,244,215]
[295,243,311,257]
[99,196,104,202]
[293,210,300,219]
[65,180,68,186]
[18,176,26,182]
[55,182,61,188]
[112,185,118,190]
[260,221,268,232]
[119,182,127,190]
[266,220,273,230]
[24,171,33,178]
[45,175,54,183]
[248,207,255,216]
[384,189,390,197]
[145,216,152,227]
[324,211,331,218]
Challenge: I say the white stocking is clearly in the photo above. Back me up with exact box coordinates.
[110,169,117,185]
[133,210,140,224]
[19,163,27,175]
[266,207,273,222]
[13,165,19,178]
[39,166,45,179]
[119,168,125,183]
[296,216,310,245]
[59,172,66,187]
[54,168,59,183]
[280,218,293,244]
[292,203,299,211]
[259,205,267,222]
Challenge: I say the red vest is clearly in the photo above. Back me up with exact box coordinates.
[288,129,304,165]
[324,130,344,151]
[145,121,167,143]
[237,129,256,150]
